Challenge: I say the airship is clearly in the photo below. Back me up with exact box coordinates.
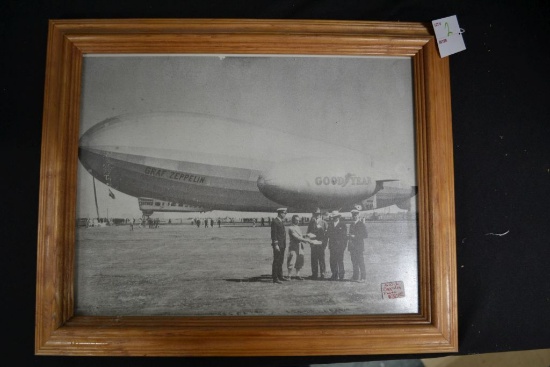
[78,112,416,215]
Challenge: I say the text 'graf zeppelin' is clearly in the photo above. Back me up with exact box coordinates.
[144,166,206,184]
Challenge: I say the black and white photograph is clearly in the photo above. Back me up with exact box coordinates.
[75,54,419,317]
[6,0,549,363]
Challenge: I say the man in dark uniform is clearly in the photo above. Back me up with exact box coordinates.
[348,209,368,282]
[327,211,348,280]
[270,208,288,284]
[307,208,328,279]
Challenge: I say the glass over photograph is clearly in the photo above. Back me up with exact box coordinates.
[75,55,419,316]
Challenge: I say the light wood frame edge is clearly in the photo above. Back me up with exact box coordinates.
[36,18,457,356]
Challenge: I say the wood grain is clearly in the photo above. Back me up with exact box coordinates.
[36,19,457,356]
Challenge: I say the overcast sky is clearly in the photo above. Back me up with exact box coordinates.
[77,55,415,219]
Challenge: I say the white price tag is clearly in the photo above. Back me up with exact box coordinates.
[432,15,466,58]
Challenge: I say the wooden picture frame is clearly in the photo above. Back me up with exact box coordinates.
[36,19,457,356]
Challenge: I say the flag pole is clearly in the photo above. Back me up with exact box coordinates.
[93,176,100,220]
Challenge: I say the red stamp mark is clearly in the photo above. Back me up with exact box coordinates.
[381,281,405,300]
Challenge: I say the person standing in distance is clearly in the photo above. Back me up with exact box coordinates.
[271,208,289,284]
[348,209,368,282]
[327,211,348,281]
[307,208,328,279]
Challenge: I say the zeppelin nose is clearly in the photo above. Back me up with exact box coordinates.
[256,174,267,191]
[257,172,280,198]
[257,170,291,205]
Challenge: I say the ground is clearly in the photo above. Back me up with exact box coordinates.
[75,221,418,316]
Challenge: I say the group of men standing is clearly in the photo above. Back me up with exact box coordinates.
[270,207,368,284]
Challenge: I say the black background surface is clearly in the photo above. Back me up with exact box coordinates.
[2,1,549,366]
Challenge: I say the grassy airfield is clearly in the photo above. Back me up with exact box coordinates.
[75,220,418,316]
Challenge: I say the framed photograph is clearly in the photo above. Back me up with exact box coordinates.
[36,19,457,356]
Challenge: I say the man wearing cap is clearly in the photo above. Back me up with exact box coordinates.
[307,208,328,279]
[326,211,348,280]
[270,208,288,284]
[348,209,368,282]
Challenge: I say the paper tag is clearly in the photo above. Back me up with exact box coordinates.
[432,15,466,57]
[381,281,405,300]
